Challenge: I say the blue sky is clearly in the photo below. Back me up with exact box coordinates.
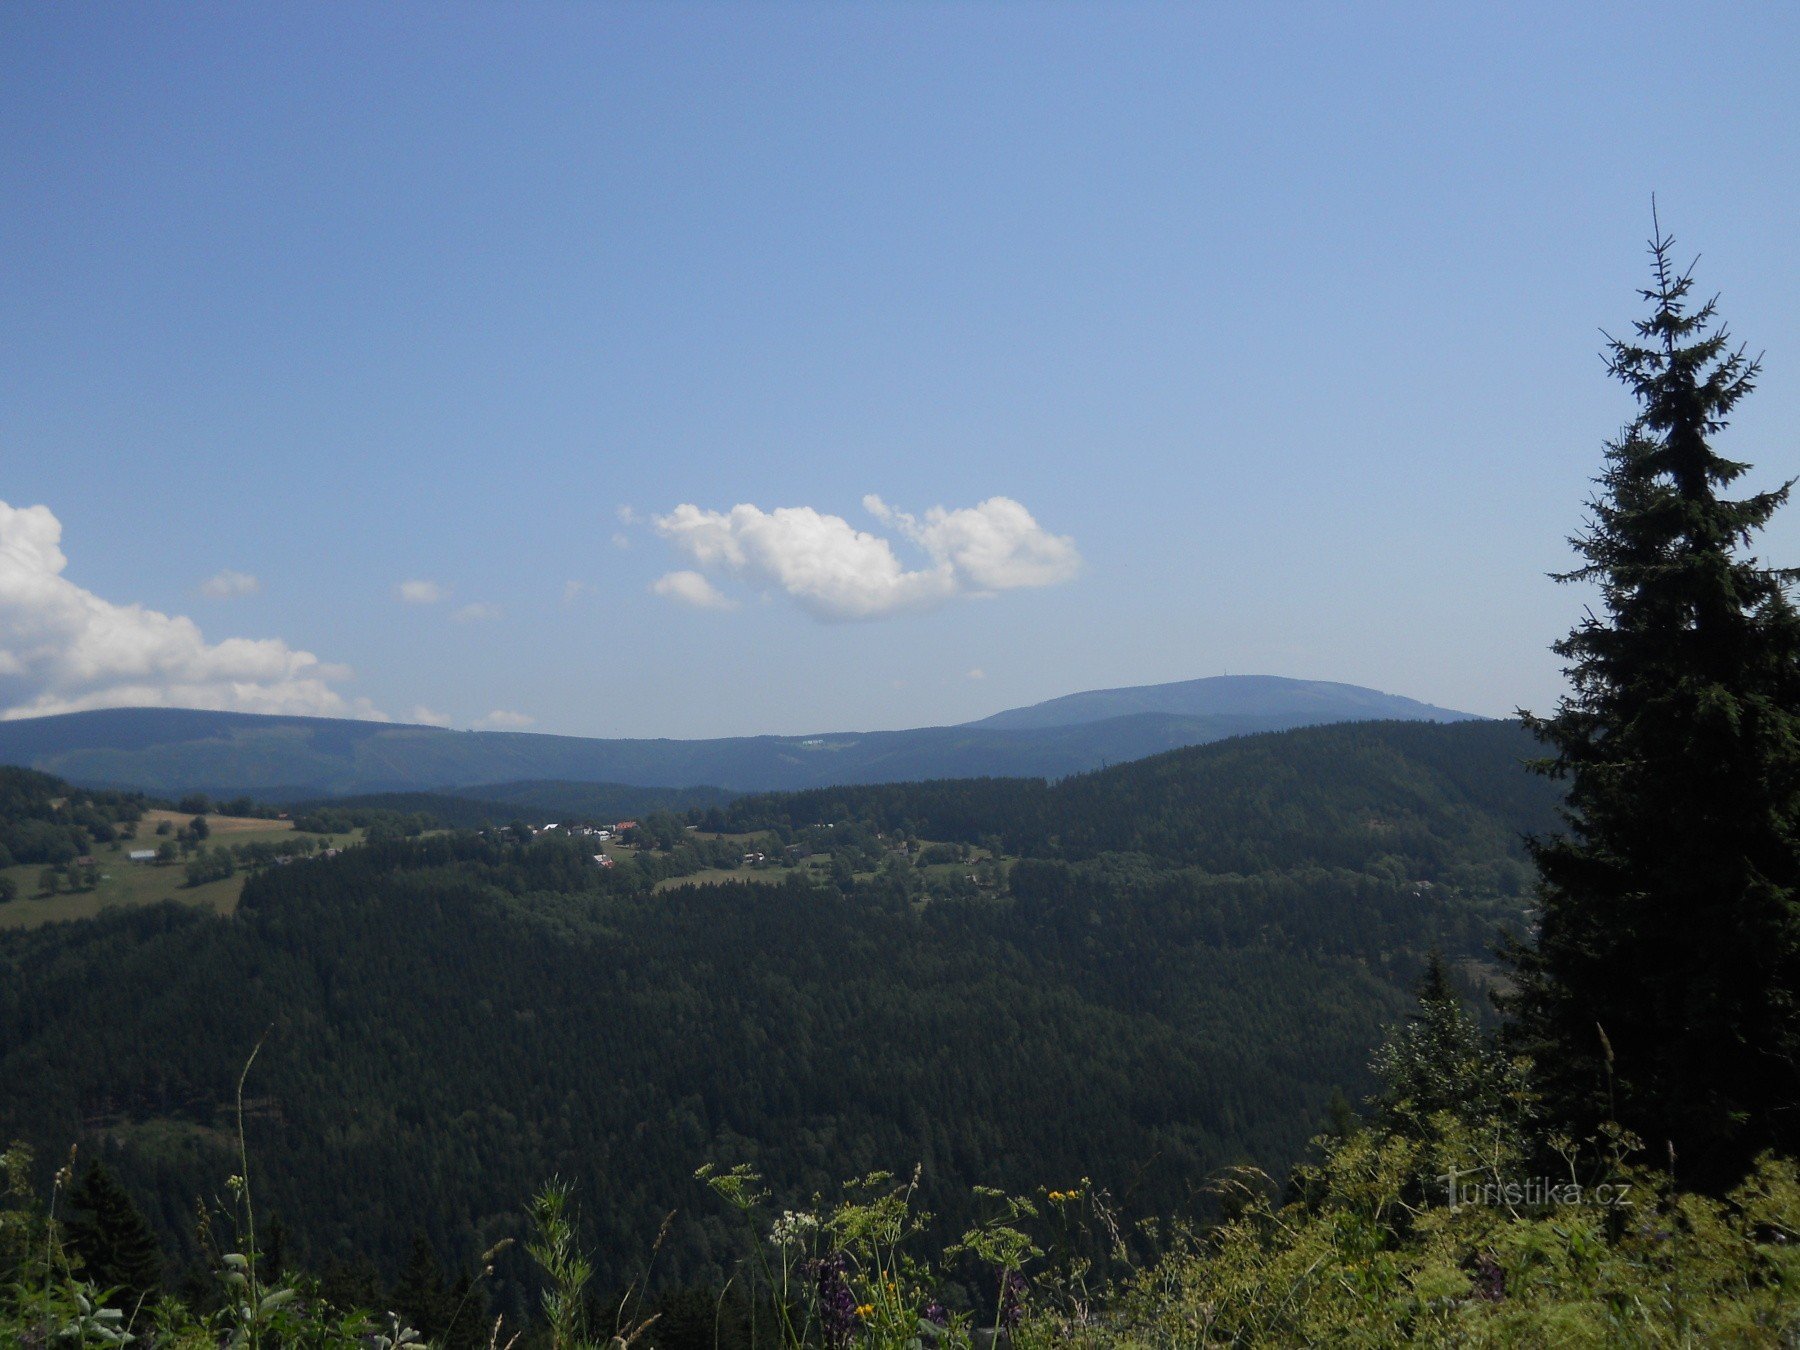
[3,3,1797,737]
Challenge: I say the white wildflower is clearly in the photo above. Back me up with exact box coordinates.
[768,1209,820,1248]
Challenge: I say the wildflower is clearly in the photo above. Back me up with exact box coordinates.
[1469,1253,1506,1303]
[808,1252,858,1348]
[768,1209,820,1248]
[923,1301,949,1327]
[997,1268,1028,1329]
[855,1304,875,1319]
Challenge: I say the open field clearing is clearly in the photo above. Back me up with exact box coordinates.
[138,808,294,835]
[0,814,362,930]
[652,862,813,892]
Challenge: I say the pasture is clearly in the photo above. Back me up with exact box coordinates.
[0,811,361,930]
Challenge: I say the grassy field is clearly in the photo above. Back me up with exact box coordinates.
[650,845,1010,896]
[1,820,1005,919]
[652,860,823,893]
[0,811,361,931]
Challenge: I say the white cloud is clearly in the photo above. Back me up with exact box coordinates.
[616,505,639,526]
[652,496,1079,621]
[966,667,987,681]
[409,704,453,727]
[650,569,738,611]
[476,709,535,730]
[562,579,591,605]
[200,569,262,599]
[0,499,383,721]
[611,532,631,550]
[864,495,1082,592]
[453,602,503,623]
[398,579,449,604]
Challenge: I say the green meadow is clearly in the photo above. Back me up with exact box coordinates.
[0,810,362,930]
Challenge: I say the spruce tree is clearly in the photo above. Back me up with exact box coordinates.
[1372,953,1517,1141]
[391,1231,467,1345]
[1509,217,1800,1186]
[63,1161,162,1310]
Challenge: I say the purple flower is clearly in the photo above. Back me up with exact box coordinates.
[923,1300,948,1327]
[809,1252,858,1348]
[1469,1253,1506,1303]
[997,1269,1028,1329]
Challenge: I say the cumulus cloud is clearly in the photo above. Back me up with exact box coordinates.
[0,499,381,721]
[200,569,262,599]
[562,580,591,605]
[453,602,503,623]
[398,579,448,604]
[476,709,535,730]
[651,569,738,611]
[863,495,1082,591]
[651,496,1079,621]
[409,704,453,727]
[966,667,987,681]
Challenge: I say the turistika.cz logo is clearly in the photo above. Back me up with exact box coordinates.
[1438,1166,1633,1213]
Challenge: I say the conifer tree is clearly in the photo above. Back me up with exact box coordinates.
[63,1161,162,1310]
[1372,953,1516,1141]
[1510,216,1800,1186]
[390,1231,451,1335]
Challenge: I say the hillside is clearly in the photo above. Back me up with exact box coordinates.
[967,674,1477,731]
[0,676,1483,797]
[708,718,1554,874]
[0,718,1555,1317]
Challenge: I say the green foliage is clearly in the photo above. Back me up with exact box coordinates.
[701,1162,975,1350]
[1112,970,1800,1345]
[527,1180,595,1349]
[1511,221,1800,1187]
[0,766,145,867]
[184,846,237,888]
[64,1161,162,1312]
[1370,955,1531,1149]
[1119,1129,1800,1345]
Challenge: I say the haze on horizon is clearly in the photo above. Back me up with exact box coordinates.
[3,3,1796,740]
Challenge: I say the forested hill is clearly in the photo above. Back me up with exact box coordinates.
[0,715,1553,1319]
[0,676,1479,797]
[707,718,1558,874]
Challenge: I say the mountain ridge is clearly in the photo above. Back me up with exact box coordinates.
[0,676,1484,796]
[967,674,1478,730]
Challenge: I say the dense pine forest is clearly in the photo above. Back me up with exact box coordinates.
[0,719,1549,1332]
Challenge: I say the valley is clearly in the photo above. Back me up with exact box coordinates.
[0,717,1553,1323]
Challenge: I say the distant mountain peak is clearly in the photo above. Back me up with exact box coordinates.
[966,675,1479,732]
